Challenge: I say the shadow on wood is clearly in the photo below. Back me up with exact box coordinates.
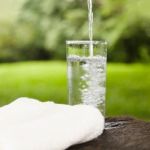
[68,117,150,150]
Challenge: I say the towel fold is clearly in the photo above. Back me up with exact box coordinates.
[0,97,104,150]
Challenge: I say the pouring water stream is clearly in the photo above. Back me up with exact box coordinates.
[87,0,94,56]
[67,0,106,117]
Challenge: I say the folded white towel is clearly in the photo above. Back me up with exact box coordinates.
[0,98,104,150]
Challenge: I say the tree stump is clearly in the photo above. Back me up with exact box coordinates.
[68,117,150,150]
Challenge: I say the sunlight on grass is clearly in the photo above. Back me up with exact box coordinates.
[0,61,150,120]
[0,61,67,105]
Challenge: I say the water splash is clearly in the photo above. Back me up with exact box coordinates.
[67,55,106,115]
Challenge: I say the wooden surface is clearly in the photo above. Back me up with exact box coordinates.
[68,117,150,150]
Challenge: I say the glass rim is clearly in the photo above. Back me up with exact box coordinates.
[66,40,107,45]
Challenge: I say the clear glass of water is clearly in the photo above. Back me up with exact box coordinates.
[66,40,107,116]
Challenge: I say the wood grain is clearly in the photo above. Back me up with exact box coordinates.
[68,117,150,150]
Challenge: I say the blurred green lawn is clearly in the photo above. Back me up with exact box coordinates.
[0,61,149,120]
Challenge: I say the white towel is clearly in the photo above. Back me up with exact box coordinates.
[0,98,104,150]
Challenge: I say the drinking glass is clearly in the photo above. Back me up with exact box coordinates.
[66,40,107,116]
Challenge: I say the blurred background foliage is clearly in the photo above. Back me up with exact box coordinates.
[0,0,150,62]
[0,0,150,120]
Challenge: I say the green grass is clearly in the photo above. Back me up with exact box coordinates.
[0,61,150,120]
[0,61,67,105]
[106,64,150,120]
